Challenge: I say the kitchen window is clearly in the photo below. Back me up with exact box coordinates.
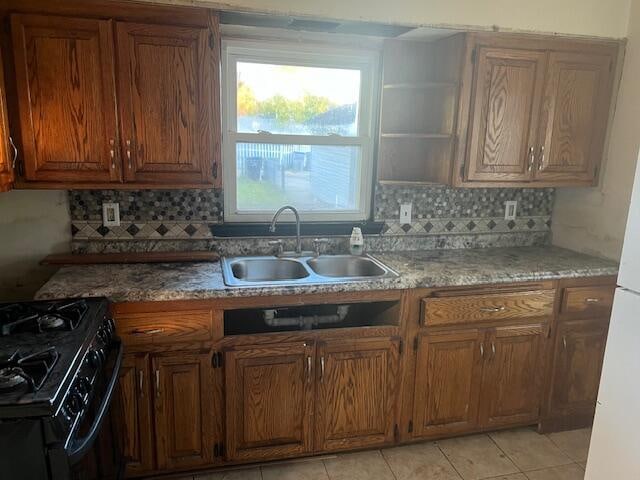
[222,39,379,222]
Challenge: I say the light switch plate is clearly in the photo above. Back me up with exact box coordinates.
[102,202,120,227]
[400,203,412,225]
[504,200,518,220]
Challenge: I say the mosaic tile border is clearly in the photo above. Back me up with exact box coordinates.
[71,221,213,240]
[70,215,551,241]
[381,216,551,236]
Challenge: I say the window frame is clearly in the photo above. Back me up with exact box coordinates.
[222,38,379,223]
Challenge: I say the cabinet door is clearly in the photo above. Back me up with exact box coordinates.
[536,51,613,184]
[479,323,547,428]
[465,47,546,182]
[152,351,214,470]
[412,329,484,438]
[119,354,155,475]
[0,48,14,192]
[549,319,608,417]
[225,343,315,462]
[11,14,120,183]
[116,22,216,185]
[315,337,400,452]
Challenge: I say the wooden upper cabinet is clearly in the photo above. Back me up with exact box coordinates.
[0,47,15,192]
[116,22,216,185]
[412,329,484,438]
[455,34,618,187]
[479,322,547,428]
[152,351,214,470]
[465,47,546,182]
[119,354,155,476]
[549,319,608,418]
[315,338,400,452]
[11,14,120,183]
[535,52,613,184]
[225,343,315,462]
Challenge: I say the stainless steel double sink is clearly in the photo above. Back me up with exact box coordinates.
[221,254,398,287]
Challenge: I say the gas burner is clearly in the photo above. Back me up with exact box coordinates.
[0,299,88,336]
[0,348,59,393]
[0,368,28,392]
[38,314,66,331]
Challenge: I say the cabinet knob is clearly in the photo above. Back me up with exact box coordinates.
[527,146,535,172]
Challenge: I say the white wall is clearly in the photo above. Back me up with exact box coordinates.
[552,0,640,260]
[0,190,70,300]
[152,0,631,38]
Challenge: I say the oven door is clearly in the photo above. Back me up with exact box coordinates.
[67,341,125,480]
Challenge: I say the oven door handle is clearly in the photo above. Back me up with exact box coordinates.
[67,340,124,465]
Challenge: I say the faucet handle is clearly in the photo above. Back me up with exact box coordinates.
[312,238,330,256]
[268,239,284,256]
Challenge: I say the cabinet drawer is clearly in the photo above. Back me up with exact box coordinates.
[561,286,614,317]
[116,310,214,346]
[422,290,555,326]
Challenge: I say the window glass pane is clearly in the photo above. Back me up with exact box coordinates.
[237,62,361,136]
[236,143,361,212]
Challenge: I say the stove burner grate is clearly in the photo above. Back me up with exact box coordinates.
[0,347,59,393]
[0,299,88,336]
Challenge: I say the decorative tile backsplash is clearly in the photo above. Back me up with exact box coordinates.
[68,185,554,246]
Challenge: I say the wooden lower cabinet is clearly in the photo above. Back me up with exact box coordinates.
[153,351,214,470]
[479,323,547,428]
[119,350,215,476]
[548,319,608,421]
[315,338,400,452]
[224,343,315,462]
[412,321,548,438]
[120,354,155,476]
[412,329,484,437]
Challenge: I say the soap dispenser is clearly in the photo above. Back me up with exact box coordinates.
[349,227,364,255]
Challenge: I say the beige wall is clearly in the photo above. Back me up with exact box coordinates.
[152,0,631,38]
[552,0,640,260]
[0,190,70,300]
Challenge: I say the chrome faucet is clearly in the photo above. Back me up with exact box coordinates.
[269,205,302,254]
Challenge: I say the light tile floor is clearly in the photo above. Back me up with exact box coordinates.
[176,427,591,480]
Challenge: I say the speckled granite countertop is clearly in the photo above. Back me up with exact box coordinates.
[34,246,619,303]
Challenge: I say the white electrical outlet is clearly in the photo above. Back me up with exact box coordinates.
[504,200,518,220]
[400,203,412,225]
[102,202,120,227]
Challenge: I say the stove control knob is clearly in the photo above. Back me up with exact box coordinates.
[88,349,104,368]
[67,393,82,416]
[77,377,91,396]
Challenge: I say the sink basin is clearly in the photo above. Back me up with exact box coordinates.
[229,258,310,282]
[306,255,386,278]
[221,254,398,287]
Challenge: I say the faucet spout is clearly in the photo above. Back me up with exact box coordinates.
[269,205,302,254]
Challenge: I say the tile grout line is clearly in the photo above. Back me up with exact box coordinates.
[321,457,332,480]
[434,441,465,480]
[486,432,525,473]
[379,448,399,480]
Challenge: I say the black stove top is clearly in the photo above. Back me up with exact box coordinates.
[0,298,109,418]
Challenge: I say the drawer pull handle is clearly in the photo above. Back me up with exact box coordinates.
[306,356,312,383]
[130,328,164,335]
[479,306,506,313]
[155,370,160,397]
[480,343,485,358]
[585,298,601,303]
[491,342,496,358]
[138,370,144,397]
[320,356,325,383]
[563,336,567,349]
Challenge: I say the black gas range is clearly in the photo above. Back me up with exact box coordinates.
[0,298,124,480]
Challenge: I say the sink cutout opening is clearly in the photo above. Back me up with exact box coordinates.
[224,300,400,335]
